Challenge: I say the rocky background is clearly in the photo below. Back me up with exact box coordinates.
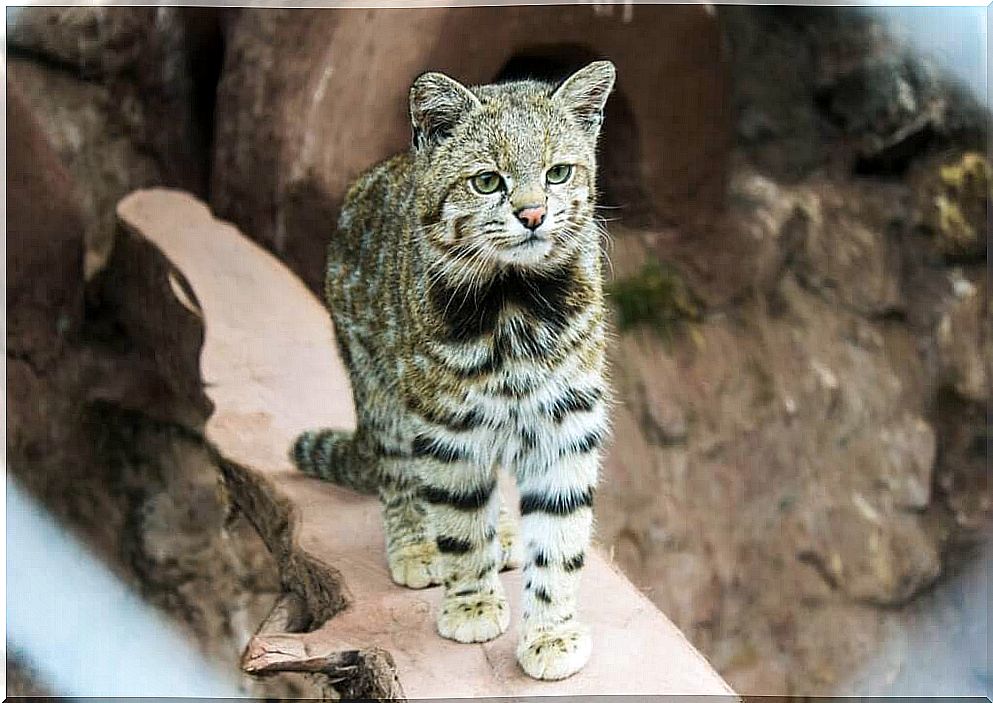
[6,6,990,697]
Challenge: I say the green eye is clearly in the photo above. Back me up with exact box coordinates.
[546,164,574,185]
[470,171,504,195]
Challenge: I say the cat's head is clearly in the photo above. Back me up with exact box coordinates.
[410,61,615,281]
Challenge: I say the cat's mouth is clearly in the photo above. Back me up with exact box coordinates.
[509,232,547,249]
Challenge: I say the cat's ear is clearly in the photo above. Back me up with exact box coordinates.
[552,60,616,137]
[409,72,481,149]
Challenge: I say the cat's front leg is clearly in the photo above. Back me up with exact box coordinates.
[418,451,509,643]
[514,446,600,680]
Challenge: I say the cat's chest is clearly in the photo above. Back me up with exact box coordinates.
[466,362,601,469]
[427,262,587,346]
[470,350,596,430]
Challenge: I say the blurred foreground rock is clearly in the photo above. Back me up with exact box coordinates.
[5,9,324,698]
[6,82,84,375]
[7,6,218,277]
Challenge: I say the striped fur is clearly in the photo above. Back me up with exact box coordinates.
[291,429,380,494]
[291,61,616,681]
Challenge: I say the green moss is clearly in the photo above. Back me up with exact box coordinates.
[607,261,701,339]
[778,494,797,513]
[927,151,991,259]
[745,356,776,408]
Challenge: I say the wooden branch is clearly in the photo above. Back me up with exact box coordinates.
[116,189,737,699]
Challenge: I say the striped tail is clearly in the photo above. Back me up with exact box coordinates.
[289,429,380,495]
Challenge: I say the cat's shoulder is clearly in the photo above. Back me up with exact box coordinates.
[345,152,414,204]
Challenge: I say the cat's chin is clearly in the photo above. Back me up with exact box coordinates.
[493,236,555,268]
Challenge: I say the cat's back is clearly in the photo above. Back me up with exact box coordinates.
[333,152,413,256]
[325,152,413,310]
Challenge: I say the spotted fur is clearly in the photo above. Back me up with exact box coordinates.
[292,61,615,681]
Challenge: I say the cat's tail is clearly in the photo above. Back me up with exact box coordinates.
[289,429,380,495]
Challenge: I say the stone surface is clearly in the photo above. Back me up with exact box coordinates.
[597,8,990,690]
[5,654,54,697]
[598,210,957,693]
[7,7,216,277]
[792,180,905,316]
[211,5,730,291]
[117,188,736,698]
[9,57,163,277]
[727,174,907,316]
[723,7,987,179]
[6,82,85,372]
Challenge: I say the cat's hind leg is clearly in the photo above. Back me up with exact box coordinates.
[378,469,442,589]
[497,498,522,570]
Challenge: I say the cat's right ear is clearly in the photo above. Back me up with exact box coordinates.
[410,72,480,150]
[552,60,616,137]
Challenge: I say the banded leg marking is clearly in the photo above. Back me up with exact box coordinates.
[419,459,508,643]
[515,448,599,680]
[379,472,440,589]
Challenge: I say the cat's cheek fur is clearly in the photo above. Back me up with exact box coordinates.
[437,202,466,244]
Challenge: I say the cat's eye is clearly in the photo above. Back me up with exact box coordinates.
[470,172,504,195]
[545,164,574,185]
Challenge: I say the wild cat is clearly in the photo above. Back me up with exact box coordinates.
[291,61,615,681]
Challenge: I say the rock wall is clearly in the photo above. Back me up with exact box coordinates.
[7,7,218,277]
[595,8,989,692]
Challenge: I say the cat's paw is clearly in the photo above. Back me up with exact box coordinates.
[387,541,441,589]
[517,621,592,681]
[498,512,522,570]
[437,587,510,643]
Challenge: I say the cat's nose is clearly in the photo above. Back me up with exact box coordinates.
[515,205,547,231]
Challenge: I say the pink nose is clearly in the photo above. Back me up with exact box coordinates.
[515,205,546,231]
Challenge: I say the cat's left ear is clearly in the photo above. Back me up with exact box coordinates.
[410,71,481,150]
[552,60,616,137]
